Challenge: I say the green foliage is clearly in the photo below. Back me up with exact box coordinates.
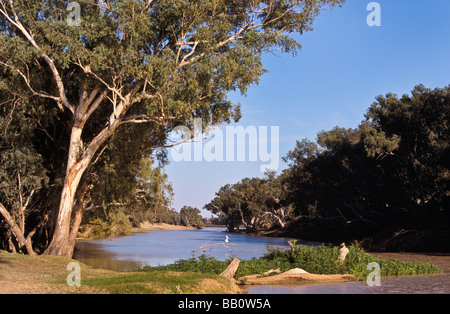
[280,84,450,251]
[79,208,132,239]
[140,244,442,279]
[1,0,344,253]
[0,98,51,249]
[180,206,204,229]
[145,254,227,274]
[0,102,49,210]
[204,171,293,231]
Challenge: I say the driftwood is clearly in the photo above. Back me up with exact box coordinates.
[263,268,281,276]
[220,258,240,279]
[192,242,236,253]
[217,256,360,286]
[237,272,360,285]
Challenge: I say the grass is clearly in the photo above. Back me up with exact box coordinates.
[139,244,443,279]
[0,250,240,294]
[77,271,238,294]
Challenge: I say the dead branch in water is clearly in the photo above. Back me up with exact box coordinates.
[192,242,236,253]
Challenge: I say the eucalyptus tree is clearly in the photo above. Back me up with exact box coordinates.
[0,0,343,256]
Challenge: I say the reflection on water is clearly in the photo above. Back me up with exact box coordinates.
[73,227,305,272]
[73,228,450,293]
[245,274,450,294]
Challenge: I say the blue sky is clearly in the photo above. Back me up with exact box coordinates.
[165,0,450,217]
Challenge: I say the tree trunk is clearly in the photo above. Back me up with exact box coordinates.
[43,81,141,257]
[43,182,78,257]
[68,180,90,252]
[44,126,86,257]
[0,202,35,255]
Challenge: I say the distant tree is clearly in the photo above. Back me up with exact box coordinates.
[180,206,204,229]
[204,172,293,231]
[129,158,174,224]
[0,0,344,256]
[80,156,174,237]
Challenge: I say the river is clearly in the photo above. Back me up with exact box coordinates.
[73,227,304,271]
[73,227,450,294]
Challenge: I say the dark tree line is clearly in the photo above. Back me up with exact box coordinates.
[205,85,450,252]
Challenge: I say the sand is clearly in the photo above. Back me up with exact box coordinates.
[135,222,196,231]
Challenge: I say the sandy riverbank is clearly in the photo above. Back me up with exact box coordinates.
[134,222,197,231]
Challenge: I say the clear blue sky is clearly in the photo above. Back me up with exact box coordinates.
[164,0,450,217]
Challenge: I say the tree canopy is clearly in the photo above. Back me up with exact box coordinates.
[0,0,343,256]
[206,85,450,252]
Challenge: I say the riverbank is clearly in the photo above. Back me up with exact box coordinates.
[0,250,241,294]
[77,222,197,241]
[134,222,197,232]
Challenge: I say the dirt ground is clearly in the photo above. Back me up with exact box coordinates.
[0,250,240,294]
[0,250,115,293]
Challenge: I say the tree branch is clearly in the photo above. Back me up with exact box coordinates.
[0,0,74,113]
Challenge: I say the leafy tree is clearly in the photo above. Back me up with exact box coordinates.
[0,0,343,256]
[180,205,203,229]
[283,85,450,251]
[128,158,174,224]
[0,99,49,254]
[204,172,293,231]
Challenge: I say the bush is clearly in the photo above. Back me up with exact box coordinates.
[79,208,132,239]
[139,244,442,279]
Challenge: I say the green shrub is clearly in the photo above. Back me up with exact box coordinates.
[139,244,443,279]
[79,208,133,239]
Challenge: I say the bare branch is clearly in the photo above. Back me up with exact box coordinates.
[0,60,61,104]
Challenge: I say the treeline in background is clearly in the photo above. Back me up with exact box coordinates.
[204,85,450,252]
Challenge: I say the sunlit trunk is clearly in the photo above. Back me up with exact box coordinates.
[44,126,85,257]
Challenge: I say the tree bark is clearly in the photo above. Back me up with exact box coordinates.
[0,202,35,255]
[43,125,85,257]
[44,82,142,257]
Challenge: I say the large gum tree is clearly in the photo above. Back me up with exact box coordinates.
[0,0,343,257]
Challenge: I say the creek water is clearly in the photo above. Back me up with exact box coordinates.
[73,227,450,294]
[73,227,302,271]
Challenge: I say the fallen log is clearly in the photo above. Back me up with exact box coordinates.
[237,271,360,285]
[263,268,281,276]
[220,258,240,279]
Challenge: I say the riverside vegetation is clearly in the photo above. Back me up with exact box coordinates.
[0,249,241,294]
[204,85,450,253]
[139,243,443,280]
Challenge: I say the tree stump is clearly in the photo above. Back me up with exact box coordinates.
[220,258,240,279]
